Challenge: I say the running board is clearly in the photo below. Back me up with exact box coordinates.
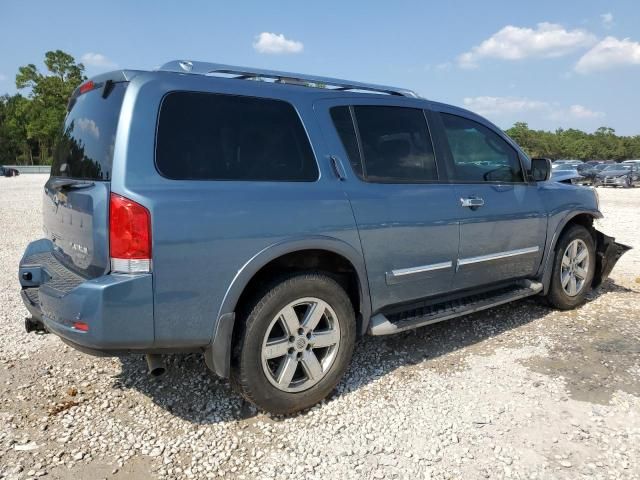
[368,280,543,336]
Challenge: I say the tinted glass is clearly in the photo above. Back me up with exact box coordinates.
[52,82,127,180]
[441,113,524,183]
[156,92,318,181]
[330,106,363,178]
[352,106,437,182]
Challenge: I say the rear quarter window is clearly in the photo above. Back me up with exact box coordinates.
[155,92,319,181]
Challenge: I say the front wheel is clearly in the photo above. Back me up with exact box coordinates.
[545,225,596,310]
[231,272,356,414]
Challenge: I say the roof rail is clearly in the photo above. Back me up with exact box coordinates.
[158,60,419,98]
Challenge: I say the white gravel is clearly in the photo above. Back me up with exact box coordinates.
[1,175,639,480]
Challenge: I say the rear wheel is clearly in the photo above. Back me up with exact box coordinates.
[231,272,356,414]
[545,224,595,310]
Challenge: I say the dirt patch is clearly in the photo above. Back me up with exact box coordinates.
[525,280,640,404]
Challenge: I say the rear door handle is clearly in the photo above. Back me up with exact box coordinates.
[460,197,485,208]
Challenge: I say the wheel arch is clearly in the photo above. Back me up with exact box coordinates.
[540,210,602,294]
[205,236,371,377]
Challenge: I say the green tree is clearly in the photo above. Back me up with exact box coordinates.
[14,50,86,164]
[0,94,32,164]
[504,123,640,161]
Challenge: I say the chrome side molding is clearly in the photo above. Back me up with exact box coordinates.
[386,261,452,285]
[457,246,540,268]
[386,246,540,284]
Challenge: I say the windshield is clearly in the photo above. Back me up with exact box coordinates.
[51,82,127,180]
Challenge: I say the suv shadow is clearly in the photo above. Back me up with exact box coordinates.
[112,280,633,424]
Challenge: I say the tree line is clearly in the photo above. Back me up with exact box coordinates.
[505,123,640,161]
[1,50,639,165]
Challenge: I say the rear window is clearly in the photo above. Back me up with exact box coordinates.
[52,82,127,180]
[155,92,318,181]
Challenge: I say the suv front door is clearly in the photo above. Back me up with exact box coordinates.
[431,109,547,291]
[315,98,460,313]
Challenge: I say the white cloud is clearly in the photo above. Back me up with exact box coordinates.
[463,96,604,121]
[458,22,596,68]
[435,62,452,72]
[575,36,640,73]
[569,104,604,119]
[80,52,117,68]
[601,12,614,29]
[463,96,550,116]
[253,32,303,54]
[76,118,100,139]
[551,104,605,120]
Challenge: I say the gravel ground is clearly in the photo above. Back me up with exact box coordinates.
[1,175,639,480]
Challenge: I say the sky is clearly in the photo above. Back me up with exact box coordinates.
[1,0,639,135]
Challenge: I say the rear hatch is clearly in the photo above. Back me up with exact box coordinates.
[44,80,127,279]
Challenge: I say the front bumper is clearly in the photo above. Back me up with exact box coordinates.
[597,176,628,186]
[19,239,154,353]
[592,230,631,288]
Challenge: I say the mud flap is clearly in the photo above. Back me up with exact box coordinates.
[204,312,236,378]
[592,229,631,289]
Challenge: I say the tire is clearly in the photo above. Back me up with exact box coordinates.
[545,224,596,310]
[623,177,631,188]
[231,272,356,414]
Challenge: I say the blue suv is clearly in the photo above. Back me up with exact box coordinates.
[19,61,629,414]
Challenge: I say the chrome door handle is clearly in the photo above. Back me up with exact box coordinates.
[460,197,485,208]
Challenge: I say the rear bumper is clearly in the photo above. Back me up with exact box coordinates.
[19,239,154,353]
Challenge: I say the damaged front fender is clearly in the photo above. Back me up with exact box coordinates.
[592,229,631,288]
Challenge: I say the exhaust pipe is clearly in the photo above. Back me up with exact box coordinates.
[145,354,166,377]
[25,317,47,334]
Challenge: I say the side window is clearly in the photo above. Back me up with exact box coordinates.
[330,106,364,178]
[156,92,318,181]
[440,113,524,183]
[329,105,437,183]
[354,106,437,183]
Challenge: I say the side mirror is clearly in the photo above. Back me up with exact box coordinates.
[530,158,552,182]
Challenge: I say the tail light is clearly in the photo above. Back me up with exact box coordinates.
[109,193,151,273]
[79,80,95,94]
[72,321,90,332]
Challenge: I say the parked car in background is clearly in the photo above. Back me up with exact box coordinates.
[550,167,585,185]
[18,60,629,414]
[554,159,584,169]
[0,166,20,177]
[580,163,610,185]
[622,159,640,167]
[594,163,640,188]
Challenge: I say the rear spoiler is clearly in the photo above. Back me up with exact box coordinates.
[67,70,142,111]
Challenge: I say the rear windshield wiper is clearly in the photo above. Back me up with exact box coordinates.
[48,178,95,191]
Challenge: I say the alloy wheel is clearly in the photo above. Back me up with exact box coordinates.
[261,297,341,393]
[560,239,589,297]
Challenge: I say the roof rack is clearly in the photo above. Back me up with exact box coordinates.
[158,60,419,98]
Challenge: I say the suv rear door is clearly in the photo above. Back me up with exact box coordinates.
[44,80,128,278]
[315,98,460,313]
[429,108,547,290]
